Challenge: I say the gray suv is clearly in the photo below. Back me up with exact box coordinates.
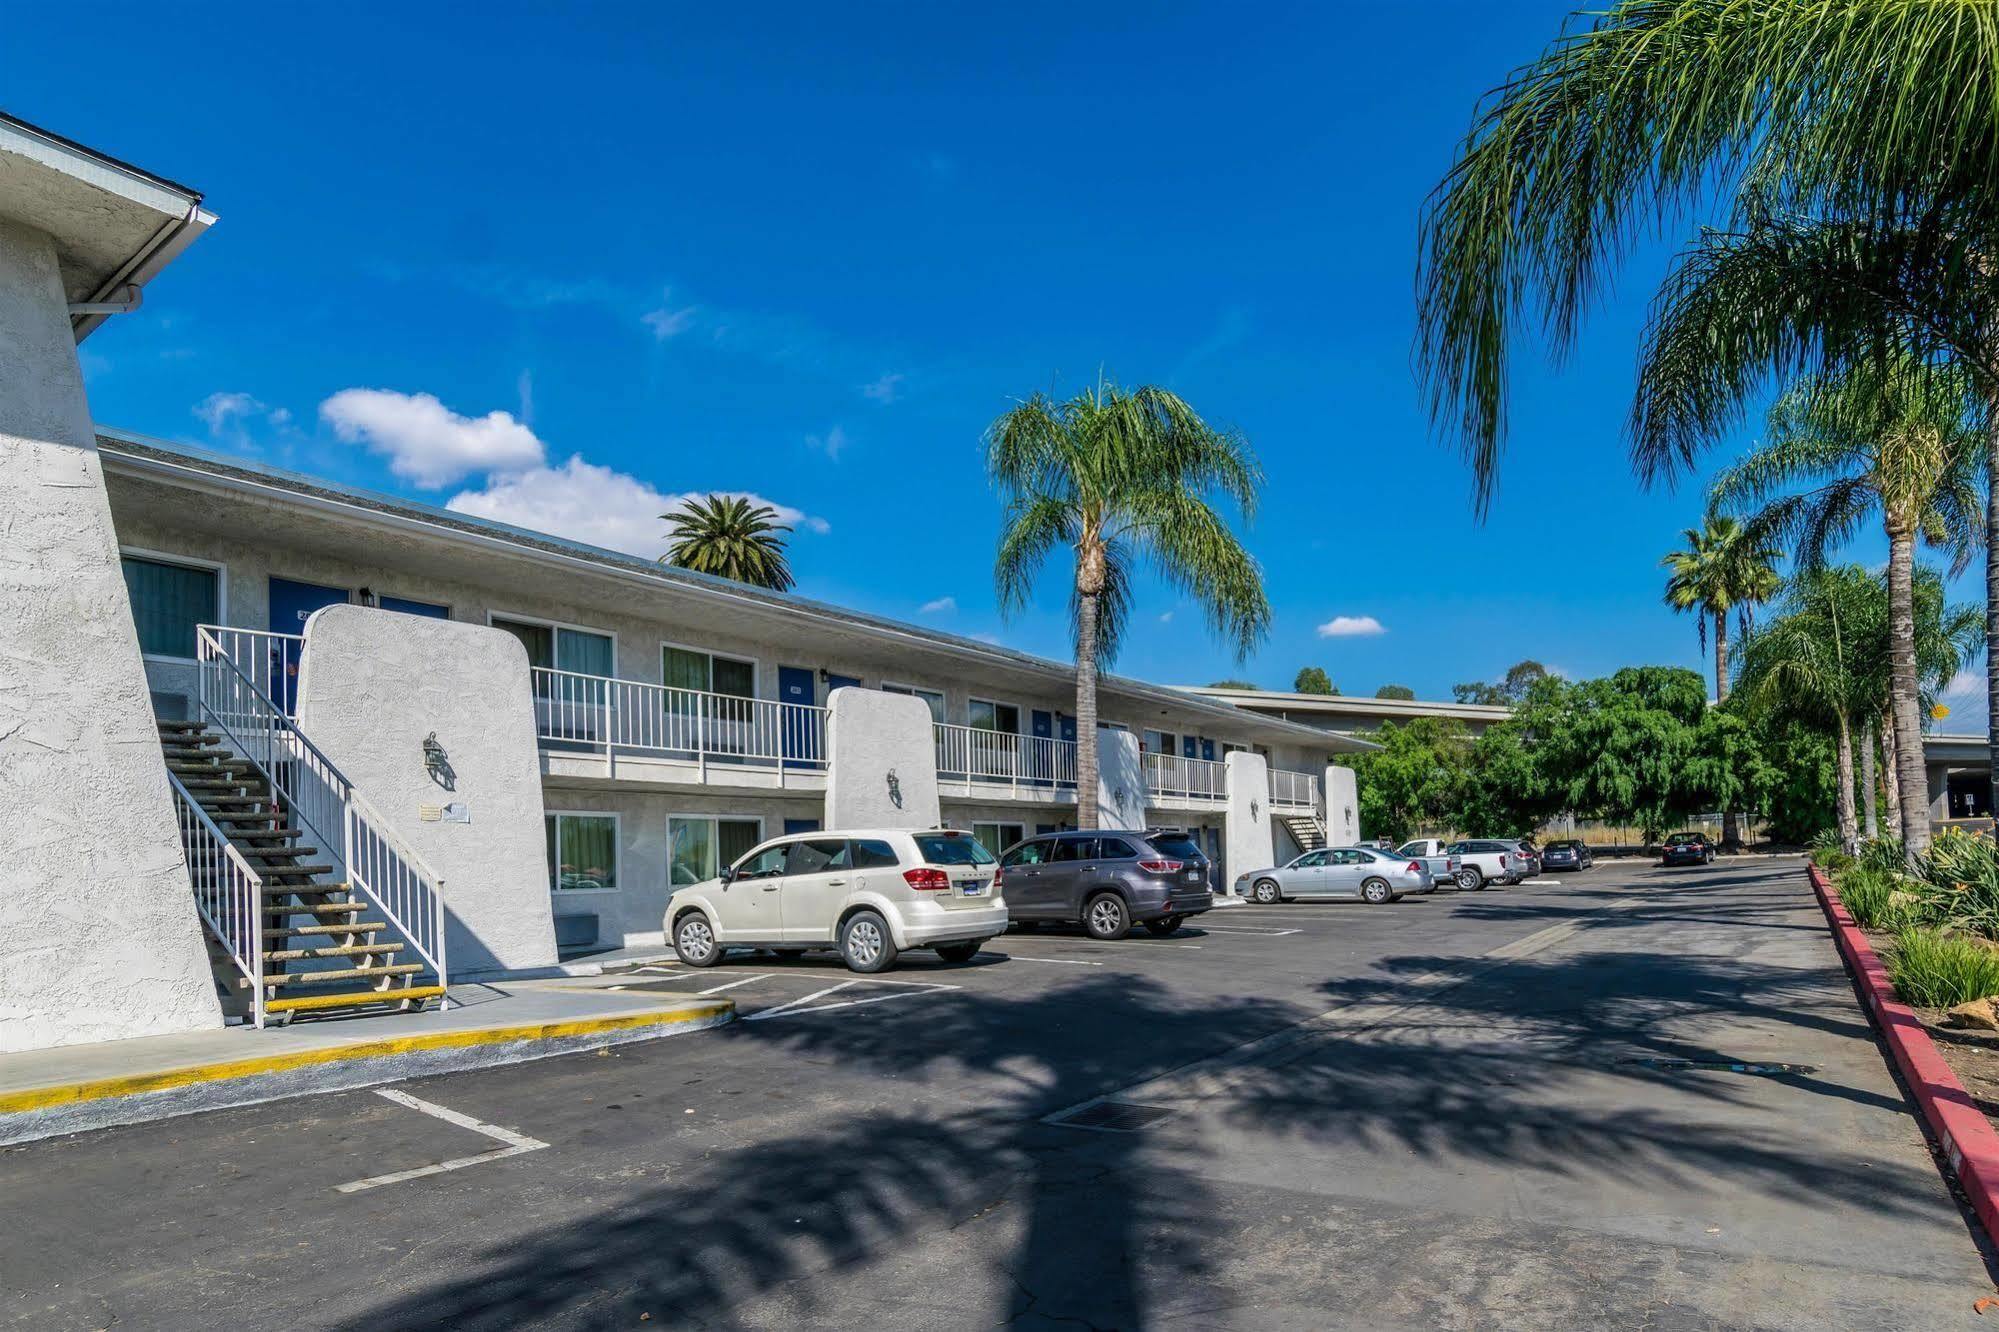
[998,828,1215,939]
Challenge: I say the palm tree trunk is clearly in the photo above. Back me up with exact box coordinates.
[1075,588,1101,829]
[1885,524,1931,860]
[1860,715,1879,840]
[1989,406,1999,824]
[1881,707,1903,834]
[1835,711,1858,854]
[1714,610,1742,847]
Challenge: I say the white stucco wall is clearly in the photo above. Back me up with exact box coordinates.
[1324,765,1359,845]
[1224,750,1276,891]
[295,605,557,976]
[1096,728,1146,830]
[824,688,940,830]
[0,217,223,1053]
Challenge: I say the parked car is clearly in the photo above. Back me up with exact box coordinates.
[1505,839,1544,878]
[1396,839,1473,891]
[666,828,1009,973]
[1239,845,1432,904]
[1660,832,1715,866]
[1445,839,1531,888]
[999,828,1214,938]
[1539,839,1594,871]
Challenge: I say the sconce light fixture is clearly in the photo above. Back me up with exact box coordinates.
[885,768,903,810]
[421,731,456,791]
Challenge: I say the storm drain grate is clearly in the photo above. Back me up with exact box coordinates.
[1049,1101,1177,1132]
[1617,1059,1819,1076]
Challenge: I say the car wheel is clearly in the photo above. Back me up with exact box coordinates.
[1252,879,1283,905]
[838,909,899,973]
[935,941,980,964]
[1360,877,1394,904]
[1454,868,1480,891]
[673,912,723,968]
[1084,892,1130,939]
[1143,915,1183,937]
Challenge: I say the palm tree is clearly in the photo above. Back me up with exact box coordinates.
[1661,516,1781,705]
[1416,0,1999,831]
[1706,359,1982,854]
[985,379,1270,827]
[661,495,796,591]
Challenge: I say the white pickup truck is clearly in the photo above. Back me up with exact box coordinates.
[1395,839,1474,891]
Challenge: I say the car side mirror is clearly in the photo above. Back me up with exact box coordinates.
[719,866,737,886]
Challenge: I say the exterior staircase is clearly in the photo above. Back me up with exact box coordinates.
[159,719,445,1022]
[1279,812,1327,853]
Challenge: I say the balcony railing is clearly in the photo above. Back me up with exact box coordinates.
[203,625,306,717]
[1270,766,1321,811]
[935,722,1078,791]
[532,666,830,773]
[1142,751,1228,803]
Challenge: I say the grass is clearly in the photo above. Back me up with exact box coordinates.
[1838,866,1906,931]
[1886,927,1999,1010]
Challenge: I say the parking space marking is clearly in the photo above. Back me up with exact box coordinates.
[695,973,772,995]
[333,1089,549,1194]
[743,978,963,1022]
[999,955,1104,967]
[1193,925,1302,936]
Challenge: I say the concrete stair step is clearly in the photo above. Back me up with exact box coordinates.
[263,942,404,962]
[260,880,348,897]
[258,962,426,988]
[263,921,386,938]
[263,901,367,917]
[265,985,446,1016]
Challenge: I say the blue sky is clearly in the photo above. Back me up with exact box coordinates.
[8,3,1986,721]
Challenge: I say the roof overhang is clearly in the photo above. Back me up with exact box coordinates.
[0,112,214,342]
[1182,686,1514,725]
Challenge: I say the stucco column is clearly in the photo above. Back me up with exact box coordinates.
[0,216,223,1052]
[1323,764,1359,844]
[1928,762,1951,823]
[1222,751,1274,902]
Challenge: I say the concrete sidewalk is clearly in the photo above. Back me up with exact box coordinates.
[0,976,732,1145]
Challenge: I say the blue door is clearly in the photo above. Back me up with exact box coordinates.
[268,578,347,712]
[380,595,448,618]
[1201,737,1216,762]
[778,666,819,766]
[826,673,863,694]
[1031,710,1054,786]
[1058,714,1078,790]
[1182,735,1198,758]
[784,817,821,836]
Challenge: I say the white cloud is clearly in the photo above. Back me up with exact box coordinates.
[195,391,265,434]
[321,389,546,488]
[446,455,826,558]
[1157,611,1175,624]
[920,596,956,614]
[861,372,905,404]
[807,424,850,461]
[1316,615,1386,638]
[642,303,696,340]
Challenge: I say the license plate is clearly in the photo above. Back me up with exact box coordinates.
[1184,870,1204,884]
[960,880,985,896]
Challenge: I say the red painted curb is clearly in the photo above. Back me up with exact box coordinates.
[1809,861,1999,1245]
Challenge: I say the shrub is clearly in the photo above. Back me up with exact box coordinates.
[1838,867,1907,931]
[1887,928,1999,1009]
[1910,828,1999,939]
[1809,827,1845,857]
[1857,837,1906,874]
[1817,849,1855,875]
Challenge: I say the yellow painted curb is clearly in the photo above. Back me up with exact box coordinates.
[0,999,733,1117]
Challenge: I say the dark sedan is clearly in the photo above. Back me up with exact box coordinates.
[1660,832,1715,866]
[1540,839,1593,871]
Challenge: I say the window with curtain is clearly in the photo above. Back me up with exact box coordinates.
[545,814,618,891]
[669,816,763,886]
[121,555,217,659]
[883,683,945,722]
[663,646,755,697]
[970,699,1020,732]
[555,627,613,677]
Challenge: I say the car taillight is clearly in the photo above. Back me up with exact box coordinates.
[1137,859,1183,873]
[1407,862,1422,875]
[991,868,1004,889]
[903,867,950,891]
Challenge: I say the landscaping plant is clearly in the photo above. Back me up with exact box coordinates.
[1887,928,1999,1010]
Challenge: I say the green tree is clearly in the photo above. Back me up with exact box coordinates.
[1415,0,1999,830]
[986,379,1270,827]
[661,495,796,591]
[1708,359,1981,855]
[1660,516,1782,705]
[1207,679,1259,690]
[1293,666,1336,695]
[1349,716,1471,841]
[1452,659,1548,706]
[1374,684,1416,701]
[1535,667,1733,842]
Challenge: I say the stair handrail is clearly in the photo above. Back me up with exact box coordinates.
[195,627,449,996]
[166,767,267,1029]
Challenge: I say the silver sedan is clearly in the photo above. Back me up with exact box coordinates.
[1237,846,1433,905]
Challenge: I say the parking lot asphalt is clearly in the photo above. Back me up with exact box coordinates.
[3,856,1992,1330]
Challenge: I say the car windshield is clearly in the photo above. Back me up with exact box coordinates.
[1667,833,1700,843]
[1147,833,1204,860]
[915,834,997,866]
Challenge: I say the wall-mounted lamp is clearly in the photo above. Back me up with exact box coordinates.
[885,768,904,810]
[422,731,457,791]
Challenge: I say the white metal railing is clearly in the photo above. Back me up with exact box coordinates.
[531,666,830,772]
[1142,751,1228,803]
[1271,767,1321,811]
[201,625,304,718]
[196,627,448,1001]
[168,770,267,1028]
[935,722,1078,791]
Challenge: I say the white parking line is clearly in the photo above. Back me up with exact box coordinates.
[334,1089,549,1194]
[743,979,962,1022]
[1194,925,1302,936]
[695,973,771,995]
[999,955,1103,967]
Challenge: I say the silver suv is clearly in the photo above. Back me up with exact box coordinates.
[999,828,1215,938]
